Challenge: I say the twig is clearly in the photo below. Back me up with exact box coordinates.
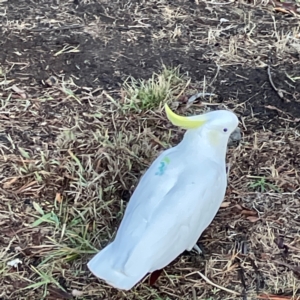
[258,294,299,300]
[197,271,241,296]
[236,259,248,300]
[205,0,235,4]
[273,260,300,276]
[192,287,197,300]
[267,65,284,99]
[265,105,300,122]
[187,92,216,104]
[268,57,284,99]
[31,24,84,32]
[248,257,265,293]
[209,64,220,87]
[0,187,18,198]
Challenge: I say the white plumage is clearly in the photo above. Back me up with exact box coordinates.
[88,104,239,290]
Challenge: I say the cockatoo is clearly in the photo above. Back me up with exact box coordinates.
[88,104,239,290]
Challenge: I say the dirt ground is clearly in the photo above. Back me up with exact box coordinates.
[1,0,300,299]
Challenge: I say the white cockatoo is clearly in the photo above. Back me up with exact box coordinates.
[88,104,239,290]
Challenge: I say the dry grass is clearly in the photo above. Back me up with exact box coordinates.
[0,67,187,299]
[1,63,300,300]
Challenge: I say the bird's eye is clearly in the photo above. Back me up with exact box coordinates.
[223,128,228,132]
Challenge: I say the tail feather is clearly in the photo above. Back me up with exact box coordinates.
[87,243,147,290]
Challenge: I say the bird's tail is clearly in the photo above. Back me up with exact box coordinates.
[87,242,146,291]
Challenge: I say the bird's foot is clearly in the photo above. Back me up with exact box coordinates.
[192,244,203,255]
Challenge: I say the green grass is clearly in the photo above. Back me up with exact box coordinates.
[248,176,281,192]
[122,65,187,112]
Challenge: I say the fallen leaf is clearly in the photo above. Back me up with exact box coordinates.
[234,204,243,210]
[220,201,231,208]
[55,192,62,203]
[241,209,257,216]
[246,216,260,222]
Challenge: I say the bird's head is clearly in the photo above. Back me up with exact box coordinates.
[164,104,239,147]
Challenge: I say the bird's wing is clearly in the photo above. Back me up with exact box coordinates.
[113,146,185,244]
[112,154,226,275]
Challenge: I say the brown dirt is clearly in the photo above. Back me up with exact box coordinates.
[1,0,300,300]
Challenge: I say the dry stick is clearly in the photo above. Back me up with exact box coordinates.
[204,0,235,4]
[175,78,191,101]
[209,64,221,87]
[197,271,241,296]
[191,287,197,300]
[273,260,300,276]
[258,295,297,300]
[31,24,84,32]
[267,45,291,100]
[267,65,284,99]
[187,92,216,104]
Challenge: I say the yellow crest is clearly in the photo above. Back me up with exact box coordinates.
[164,104,207,129]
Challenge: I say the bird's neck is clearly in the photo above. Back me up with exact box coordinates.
[178,129,228,162]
